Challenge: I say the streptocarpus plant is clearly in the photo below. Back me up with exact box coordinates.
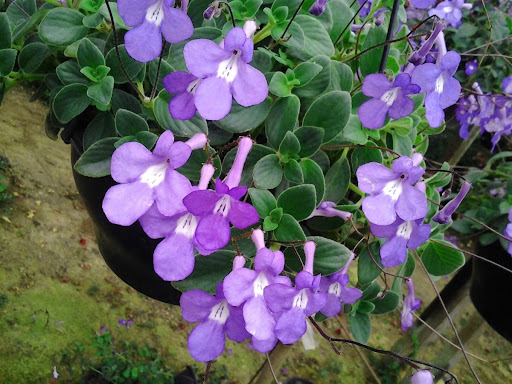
[2,0,511,382]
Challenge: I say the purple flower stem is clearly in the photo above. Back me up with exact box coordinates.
[379,0,400,73]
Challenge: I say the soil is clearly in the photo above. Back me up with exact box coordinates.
[1,87,512,384]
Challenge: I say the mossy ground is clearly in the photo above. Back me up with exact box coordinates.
[1,88,511,384]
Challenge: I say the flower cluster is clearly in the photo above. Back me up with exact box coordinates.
[180,233,362,361]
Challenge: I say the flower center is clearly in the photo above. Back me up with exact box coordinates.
[380,88,399,107]
[139,162,168,188]
[213,195,231,217]
[397,221,413,239]
[435,75,444,94]
[442,6,453,13]
[217,52,241,83]
[208,299,230,324]
[292,289,309,310]
[382,179,403,201]
[187,79,201,94]
[175,213,198,239]
[253,272,269,297]
[328,282,341,297]
[146,0,165,27]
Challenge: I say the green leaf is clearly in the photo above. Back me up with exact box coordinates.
[172,251,236,294]
[215,99,271,132]
[270,207,284,223]
[87,75,114,106]
[99,2,127,30]
[53,84,91,123]
[300,159,325,204]
[249,188,277,218]
[154,91,207,136]
[294,55,330,98]
[0,13,12,49]
[328,0,354,42]
[303,91,351,142]
[350,311,371,344]
[274,214,306,242]
[342,115,367,144]
[77,38,105,69]
[421,241,465,276]
[115,135,135,148]
[358,301,376,314]
[112,89,141,114]
[327,61,353,92]
[293,15,335,58]
[80,0,105,13]
[360,26,386,76]
[115,109,149,136]
[83,112,117,151]
[324,156,350,203]
[136,131,158,150]
[279,131,301,156]
[357,242,382,285]
[263,216,279,231]
[39,8,88,47]
[269,72,293,97]
[361,281,381,301]
[392,132,413,157]
[57,60,89,85]
[266,95,300,149]
[74,137,118,177]
[222,144,275,187]
[277,184,316,221]
[7,0,36,32]
[18,43,49,74]
[105,44,145,84]
[0,49,16,77]
[293,62,323,87]
[370,291,399,315]
[294,126,324,158]
[253,154,283,190]
[350,143,383,171]
[83,11,104,28]
[283,159,304,184]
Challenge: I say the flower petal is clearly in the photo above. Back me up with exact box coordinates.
[440,51,461,76]
[356,162,397,194]
[438,75,461,109]
[195,213,231,252]
[138,203,178,239]
[252,334,278,353]
[155,169,192,216]
[188,320,225,362]
[195,76,233,120]
[425,91,445,128]
[227,200,260,229]
[340,286,363,304]
[264,284,297,313]
[163,71,197,94]
[411,63,441,93]
[362,74,393,98]
[124,20,162,63]
[169,91,197,120]
[184,39,231,78]
[321,293,342,317]
[180,290,219,322]
[223,27,247,52]
[232,63,268,107]
[161,7,193,44]
[243,296,276,341]
[362,193,397,225]
[110,142,161,183]
[153,233,195,281]
[388,94,414,120]
[223,268,258,306]
[304,291,327,316]
[102,182,153,225]
[168,141,192,169]
[358,98,389,129]
[226,305,250,342]
[183,190,220,216]
[153,130,175,157]
[275,308,307,344]
[396,183,428,222]
[407,223,431,249]
[380,235,408,267]
[118,0,157,27]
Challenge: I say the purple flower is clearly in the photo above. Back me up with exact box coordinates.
[223,229,292,352]
[180,283,250,362]
[456,96,481,139]
[432,181,471,224]
[408,22,444,67]
[102,131,207,226]
[412,50,462,128]
[118,318,134,328]
[308,201,352,221]
[309,0,328,16]
[428,0,472,28]
[410,0,436,9]
[411,370,434,384]
[183,137,259,252]
[505,208,512,256]
[465,59,478,76]
[183,27,268,120]
[264,242,327,344]
[503,76,512,94]
[358,73,421,129]
[163,72,201,120]
[359,0,373,18]
[139,164,216,281]
[371,215,430,267]
[203,1,222,20]
[118,0,193,63]
[401,279,421,331]
[320,252,362,317]
[357,155,428,226]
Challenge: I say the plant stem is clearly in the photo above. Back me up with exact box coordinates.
[379,0,400,73]
[349,182,365,197]
[447,125,480,166]
[253,23,273,44]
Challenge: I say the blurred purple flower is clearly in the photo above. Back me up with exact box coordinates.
[432,181,471,224]
[401,279,421,331]
[410,0,436,9]
[118,318,134,329]
[308,201,352,221]
[465,59,478,75]
[505,208,512,256]
[428,0,472,28]
[309,0,328,16]
[412,370,434,384]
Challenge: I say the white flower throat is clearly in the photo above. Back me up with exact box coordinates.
[208,299,230,324]
[253,272,269,297]
[175,213,198,239]
[214,195,231,217]
[187,79,201,94]
[435,75,445,94]
[146,0,165,27]
[328,282,341,297]
[292,289,309,310]
[380,88,399,106]
[382,179,404,201]
[217,51,241,83]
[397,221,413,240]
[140,162,168,188]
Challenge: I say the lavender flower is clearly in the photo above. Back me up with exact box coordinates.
[411,370,434,384]
[412,48,462,128]
[308,201,352,221]
[163,72,201,120]
[410,0,436,8]
[505,208,512,256]
[118,0,194,63]
[203,1,222,20]
[359,0,373,18]
[118,318,134,328]
[183,138,259,252]
[180,283,250,362]
[503,76,512,94]
[320,253,362,317]
[455,95,480,139]
[408,22,444,67]
[183,27,268,120]
[401,279,421,331]
[309,0,328,16]
[428,0,472,28]
[264,242,327,344]
[357,154,428,226]
[432,181,471,224]
[465,59,478,76]
[223,229,292,352]
[371,217,431,267]
[358,73,421,129]
[102,131,207,226]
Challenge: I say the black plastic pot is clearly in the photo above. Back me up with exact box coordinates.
[470,241,512,343]
[64,115,181,305]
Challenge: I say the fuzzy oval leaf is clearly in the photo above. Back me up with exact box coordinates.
[115,109,149,137]
[266,95,300,149]
[350,311,371,344]
[277,184,316,221]
[274,214,306,243]
[39,8,88,47]
[18,42,49,74]
[215,98,271,132]
[294,126,324,158]
[421,241,465,276]
[74,137,118,177]
[324,156,350,203]
[253,154,283,190]
[53,84,91,123]
[84,112,117,151]
[300,159,325,205]
[248,188,277,218]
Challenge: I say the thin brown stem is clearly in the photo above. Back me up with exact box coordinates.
[265,353,280,384]
[203,361,212,384]
[150,42,166,100]
[414,251,482,384]
[334,0,369,45]
[321,144,401,157]
[280,0,307,40]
